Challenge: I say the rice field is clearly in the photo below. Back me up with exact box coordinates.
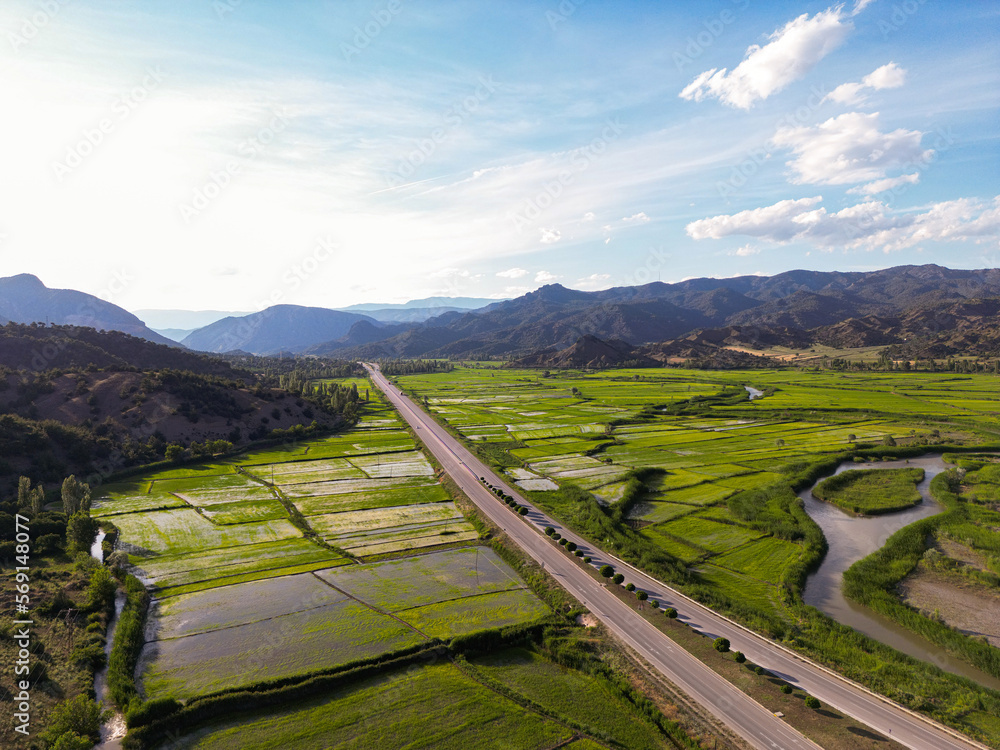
[139,548,549,700]
[396,365,980,617]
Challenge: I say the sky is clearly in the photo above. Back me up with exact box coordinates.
[0,0,997,315]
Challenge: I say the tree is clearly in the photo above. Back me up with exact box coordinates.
[734,651,745,663]
[52,733,93,750]
[17,476,31,509]
[544,526,555,536]
[165,444,185,462]
[781,684,793,694]
[67,512,98,555]
[566,541,577,552]
[884,434,897,447]
[40,695,109,747]
[847,433,856,442]
[713,637,730,653]
[61,475,91,516]
[86,566,117,613]
[612,573,624,585]
[805,696,821,710]
[30,485,45,516]
[636,590,648,601]
[599,565,615,579]
[664,607,678,619]
[625,582,635,592]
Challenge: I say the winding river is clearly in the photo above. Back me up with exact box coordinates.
[800,453,1000,690]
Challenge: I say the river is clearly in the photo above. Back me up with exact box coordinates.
[800,453,1000,690]
[90,530,128,748]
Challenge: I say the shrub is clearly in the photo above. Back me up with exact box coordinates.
[805,696,821,709]
[40,695,109,747]
[125,697,182,729]
[636,590,648,601]
[566,541,577,552]
[583,556,591,563]
[559,538,568,546]
[781,684,793,694]
[52,733,93,750]
[612,573,624,585]
[544,526,555,536]
[665,607,678,619]
[517,506,528,516]
[754,666,765,675]
[733,651,745,663]
[713,637,730,653]
[599,565,615,579]
[574,550,583,557]
[650,600,659,609]
[625,582,635,592]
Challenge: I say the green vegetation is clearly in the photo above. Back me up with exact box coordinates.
[813,467,925,515]
[396,364,1000,745]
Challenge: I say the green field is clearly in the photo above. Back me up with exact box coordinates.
[140,549,550,700]
[394,365,1000,746]
[166,661,585,750]
[813,467,925,515]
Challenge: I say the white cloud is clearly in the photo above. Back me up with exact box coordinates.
[576,273,612,290]
[680,7,853,109]
[622,211,650,224]
[731,244,760,257]
[772,112,930,185]
[496,267,529,278]
[582,211,595,222]
[539,227,562,244]
[535,270,560,283]
[502,285,533,297]
[847,173,920,196]
[825,62,906,105]
[687,197,824,242]
[852,0,877,15]
[687,195,1000,252]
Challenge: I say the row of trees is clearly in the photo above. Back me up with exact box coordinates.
[378,359,454,376]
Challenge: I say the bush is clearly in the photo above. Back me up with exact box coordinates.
[599,565,615,578]
[583,556,591,563]
[734,651,745,663]
[625,582,635,591]
[805,696,821,709]
[612,573,624,585]
[517,506,528,516]
[40,695,109,746]
[714,637,730,653]
[650,600,659,609]
[566,541,577,552]
[665,607,678,619]
[544,526,555,536]
[781,684,793,694]
[125,697,182,728]
[636,590,648,601]
[574,550,583,557]
[559,538,568,546]
[754,666,765,675]
[52,733,93,750]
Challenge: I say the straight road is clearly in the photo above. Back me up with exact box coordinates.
[364,364,986,750]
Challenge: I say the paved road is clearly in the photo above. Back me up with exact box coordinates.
[364,364,985,750]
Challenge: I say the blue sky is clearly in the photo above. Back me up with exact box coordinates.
[0,0,997,312]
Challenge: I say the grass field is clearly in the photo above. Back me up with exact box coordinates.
[169,661,579,750]
[813,467,925,515]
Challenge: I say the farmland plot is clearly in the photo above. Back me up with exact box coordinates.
[114,508,300,557]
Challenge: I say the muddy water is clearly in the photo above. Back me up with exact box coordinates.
[801,454,1000,690]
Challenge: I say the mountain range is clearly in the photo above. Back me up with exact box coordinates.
[5,265,1000,361]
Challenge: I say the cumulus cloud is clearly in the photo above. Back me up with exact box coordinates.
[825,62,906,105]
[686,195,1000,252]
[731,244,760,257]
[539,227,562,244]
[772,111,930,185]
[622,212,650,224]
[576,273,611,289]
[535,270,560,283]
[582,211,595,222]
[496,267,529,278]
[679,7,853,109]
[847,172,920,196]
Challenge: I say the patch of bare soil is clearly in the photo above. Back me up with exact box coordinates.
[936,537,991,572]
[900,569,1000,647]
[575,613,599,628]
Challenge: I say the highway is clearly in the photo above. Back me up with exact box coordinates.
[363,363,986,750]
